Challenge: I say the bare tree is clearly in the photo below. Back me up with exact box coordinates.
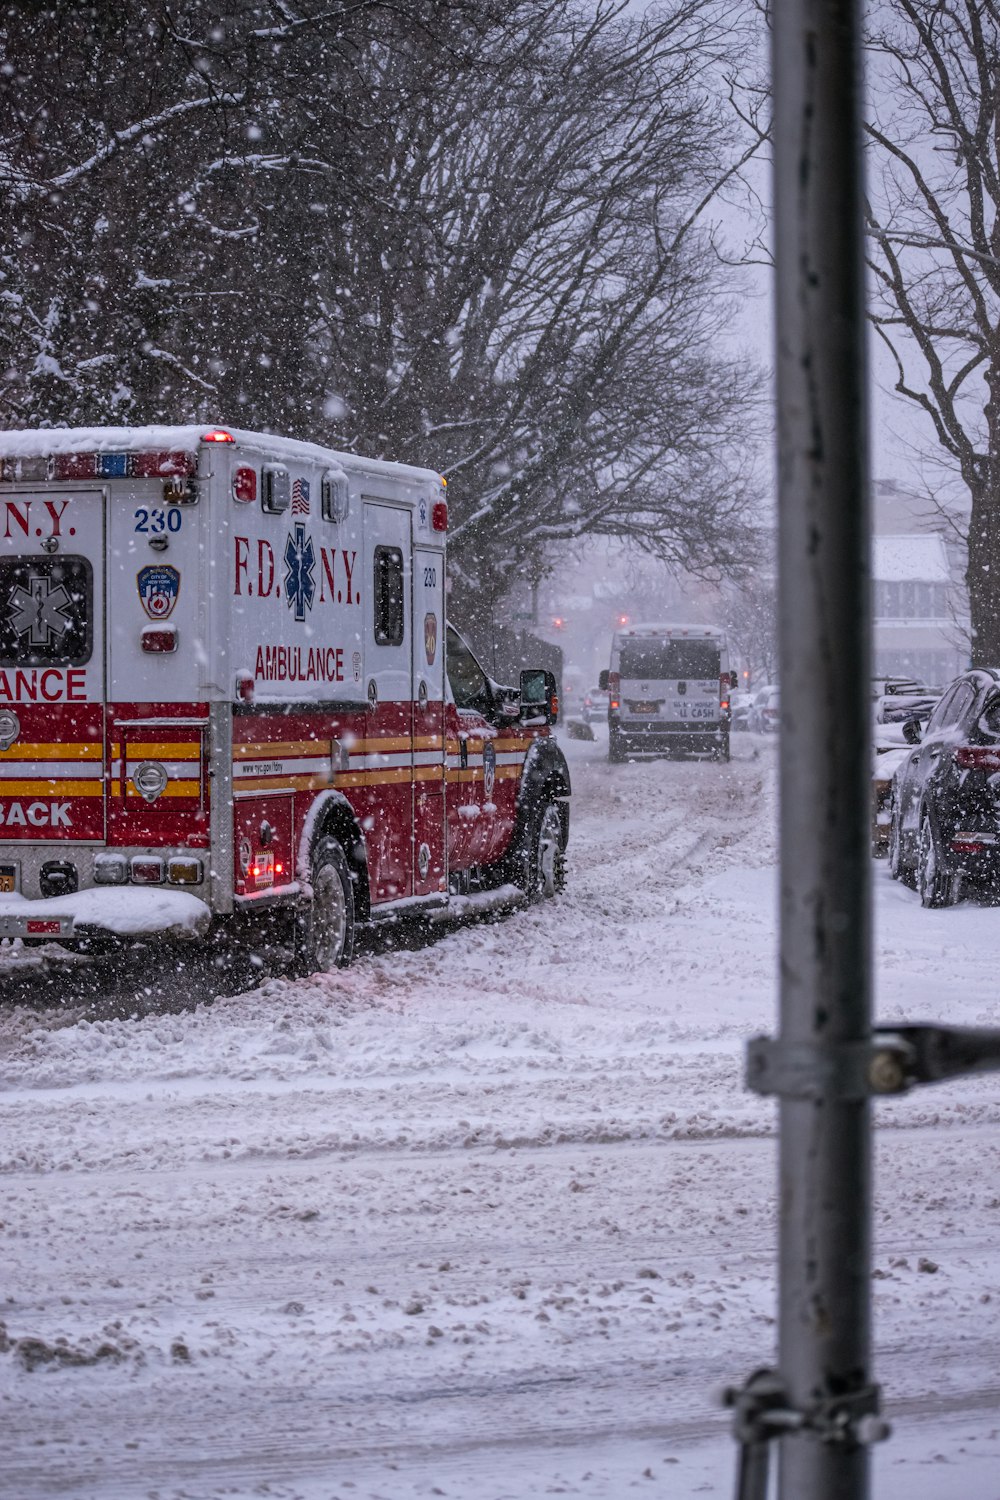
[1,0,763,611]
[866,0,1000,664]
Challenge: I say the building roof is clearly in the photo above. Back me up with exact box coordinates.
[873,534,951,583]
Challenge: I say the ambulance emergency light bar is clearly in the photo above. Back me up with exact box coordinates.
[0,430,235,483]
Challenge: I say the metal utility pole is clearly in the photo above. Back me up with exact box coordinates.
[728,0,881,1493]
[728,13,1000,1483]
[772,0,875,1488]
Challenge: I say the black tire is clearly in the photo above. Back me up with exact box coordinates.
[295,837,356,973]
[517,798,566,901]
[608,728,626,764]
[887,795,912,885]
[717,733,731,763]
[916,812,961,909]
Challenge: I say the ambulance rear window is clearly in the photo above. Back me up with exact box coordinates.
[619,639,720,679]
[0,555,93,667]
[373,546,404,646]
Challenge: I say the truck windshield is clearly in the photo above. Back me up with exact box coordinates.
[619,640,720,679]
[0,555,93,666]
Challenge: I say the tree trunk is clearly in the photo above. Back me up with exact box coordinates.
[966,364,1000,668]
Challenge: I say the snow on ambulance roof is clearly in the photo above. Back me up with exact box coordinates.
[0,425,445,487]
[873,534,950,583]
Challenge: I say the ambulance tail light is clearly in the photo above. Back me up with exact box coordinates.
[94,854,129,886]
[235,670,255,705]
[432,500,448,532]
[168,857,203,885]
[233,466,257,503]
[141,624,178,653]
[130,857,164,885]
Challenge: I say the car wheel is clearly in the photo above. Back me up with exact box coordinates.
[717,733,731,763]
[916,812,961,909]
[295,836,356,972]
[887,796,912,885]
[609,729,626,763]
[519,799,565,901]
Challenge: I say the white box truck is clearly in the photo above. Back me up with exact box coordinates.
[599,623,733,762]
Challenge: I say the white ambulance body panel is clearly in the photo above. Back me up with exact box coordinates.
[0,425,570,962]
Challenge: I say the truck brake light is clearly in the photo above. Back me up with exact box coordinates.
[432,500,448,531]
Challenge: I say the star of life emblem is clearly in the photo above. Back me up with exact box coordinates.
[284,524,316,623]
[8,572,73,649]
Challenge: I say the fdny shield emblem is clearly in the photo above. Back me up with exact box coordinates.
[424,612,438,665]
[137,564,180,620]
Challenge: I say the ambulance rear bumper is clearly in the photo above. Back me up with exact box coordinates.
[0,888,211,945]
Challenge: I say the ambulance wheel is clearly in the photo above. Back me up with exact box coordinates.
[523,799,565,901]
[608,728,626,764]
[296,837,356,972]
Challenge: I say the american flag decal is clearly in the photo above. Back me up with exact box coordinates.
[291,477,311,516]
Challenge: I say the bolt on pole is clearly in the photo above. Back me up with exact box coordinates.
[772,0,873,1491]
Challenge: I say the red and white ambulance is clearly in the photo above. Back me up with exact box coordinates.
[0,426,570,967]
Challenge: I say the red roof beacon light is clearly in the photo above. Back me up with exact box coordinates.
[202,429,235,444]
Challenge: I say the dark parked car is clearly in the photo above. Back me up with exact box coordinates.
[871,693,938,856]
[888,667,1000,906]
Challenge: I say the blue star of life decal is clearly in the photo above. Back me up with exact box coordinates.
[284,524,316,622]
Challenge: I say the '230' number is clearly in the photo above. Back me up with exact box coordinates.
[134,507,182,535]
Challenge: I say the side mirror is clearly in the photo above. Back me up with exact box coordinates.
[520,668,559,725]
[902,716,923,745]
[598,669,609,691]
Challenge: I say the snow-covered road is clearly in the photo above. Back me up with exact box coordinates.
[3,731,1000,1499]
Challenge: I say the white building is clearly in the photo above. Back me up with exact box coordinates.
[872,483,968,688]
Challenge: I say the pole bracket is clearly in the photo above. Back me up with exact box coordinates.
[747,1024,1000,1100]
[725,1368,889,1500]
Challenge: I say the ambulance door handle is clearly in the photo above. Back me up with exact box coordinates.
[367,678,378,711]
[460,740,468,770]
[418,678,429,712]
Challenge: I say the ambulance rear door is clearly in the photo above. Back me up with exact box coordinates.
[412,541,446,897]
[362,501,413,901]
[0,487,106,852]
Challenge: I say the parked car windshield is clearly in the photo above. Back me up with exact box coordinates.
[618,640,719,679]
